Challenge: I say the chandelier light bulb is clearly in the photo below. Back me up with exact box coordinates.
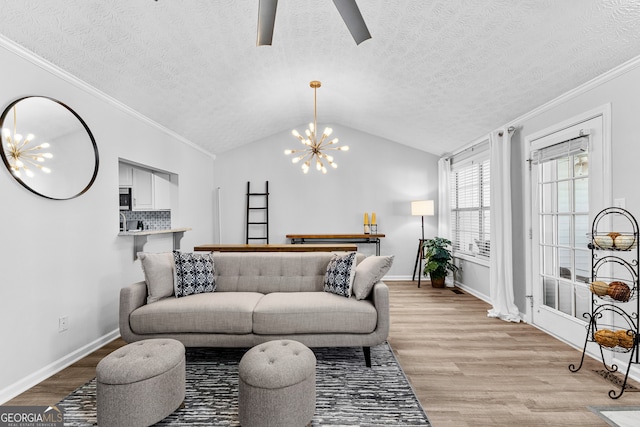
[41,167,51,173]
[39,142,50,148]
[283,81,348,174]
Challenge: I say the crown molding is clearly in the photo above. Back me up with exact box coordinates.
[444,53,640,160]
[504,54,640,129]
[0,34,216,160]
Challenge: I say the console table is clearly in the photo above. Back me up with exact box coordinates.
[194,243,357,252]
[286,234,385,255]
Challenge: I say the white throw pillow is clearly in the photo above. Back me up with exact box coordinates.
[323,252,357,298]
[137,252,175,304]
[353,255,394,300]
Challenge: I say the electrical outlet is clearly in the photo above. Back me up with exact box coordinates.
[58,316,68,333]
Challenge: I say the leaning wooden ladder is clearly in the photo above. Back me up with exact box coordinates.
[245,181,269,244]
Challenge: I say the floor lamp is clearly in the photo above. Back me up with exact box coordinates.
[411,200,434,288]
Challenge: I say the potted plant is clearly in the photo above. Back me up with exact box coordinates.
[423,237,458,288]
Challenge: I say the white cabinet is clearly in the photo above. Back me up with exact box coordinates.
[131,167,171,211]
[118,163,133,187]
[132,167,154,210]
[153,172,171,210]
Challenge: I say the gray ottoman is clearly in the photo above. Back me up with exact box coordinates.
[239,340,316,427]
[96,339,185,427]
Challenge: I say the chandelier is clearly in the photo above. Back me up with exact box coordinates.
[2,106,52,178]
[284,81,349,174]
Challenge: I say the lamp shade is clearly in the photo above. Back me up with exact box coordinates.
[411,200,434,216]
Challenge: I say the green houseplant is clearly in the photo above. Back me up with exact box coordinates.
[423,237,458,288]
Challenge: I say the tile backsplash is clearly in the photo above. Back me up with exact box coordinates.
[120,210,171,230]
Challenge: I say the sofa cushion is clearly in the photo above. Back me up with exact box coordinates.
[253,292,377,334]
[323,252,357,298]
[137,252,175,304]
[173,251,216,297]
[130,292,263,334]
[353,255,394,300]
[213,252,337,293]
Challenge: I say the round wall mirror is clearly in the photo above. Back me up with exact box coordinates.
[0,96,99,200]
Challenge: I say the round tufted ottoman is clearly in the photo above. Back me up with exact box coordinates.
[96,339,185,427]
[239,340,316,427]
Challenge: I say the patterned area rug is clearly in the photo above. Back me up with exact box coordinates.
[58,342,431,426]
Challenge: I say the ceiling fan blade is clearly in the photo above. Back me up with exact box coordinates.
[257,0,278,46]
[332,0,371,45]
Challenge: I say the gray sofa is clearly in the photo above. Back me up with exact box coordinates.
[119,252,391,366]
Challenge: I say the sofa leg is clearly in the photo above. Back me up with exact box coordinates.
[363,346,371,368]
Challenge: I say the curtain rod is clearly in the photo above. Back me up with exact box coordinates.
[498,126,516,137]
[444,126,516,160]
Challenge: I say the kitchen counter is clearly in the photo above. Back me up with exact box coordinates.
[118,227,192,237]
[119,227,192,259]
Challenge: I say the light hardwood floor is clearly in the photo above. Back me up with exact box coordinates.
[387,281,640,426]
[7,281,640,426]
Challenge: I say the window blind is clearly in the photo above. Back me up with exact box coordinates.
[449,145,490,258]
[530,135,589,165]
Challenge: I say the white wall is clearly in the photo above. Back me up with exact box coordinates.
[213,124,440,277]
[450,58,640,313]
[511,61,640,310]
[0,41,216,402]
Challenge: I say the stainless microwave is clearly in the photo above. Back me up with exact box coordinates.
[119,187,132,210]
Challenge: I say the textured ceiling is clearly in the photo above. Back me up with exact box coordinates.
[2,0,640,156]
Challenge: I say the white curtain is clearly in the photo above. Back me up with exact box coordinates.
[438,158,454,286]
[487,128,521,322]
[438,157,451,239]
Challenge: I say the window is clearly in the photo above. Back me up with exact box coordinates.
[449,143,490,258]
[533,134,591,317]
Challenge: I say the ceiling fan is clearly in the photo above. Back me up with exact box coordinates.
[257,0,372,46]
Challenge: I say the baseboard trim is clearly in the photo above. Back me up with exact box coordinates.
[454,282,491,304]
[383,275,414,281]
[0,329,120,405]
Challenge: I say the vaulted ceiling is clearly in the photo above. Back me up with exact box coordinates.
[2,1,640,156]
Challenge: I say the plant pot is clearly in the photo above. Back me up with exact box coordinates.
[430,276,446,288]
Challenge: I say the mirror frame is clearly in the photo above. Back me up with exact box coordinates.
[0,96,99,200]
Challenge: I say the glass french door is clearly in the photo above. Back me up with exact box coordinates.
[530,115,606,348]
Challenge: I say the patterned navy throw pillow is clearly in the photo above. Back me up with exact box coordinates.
[323,252,357,298]
[173,251,216,298]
